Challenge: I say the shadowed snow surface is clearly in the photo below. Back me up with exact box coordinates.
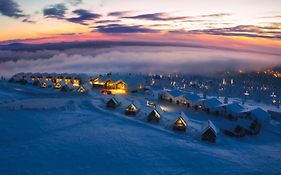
[0,82,281,175]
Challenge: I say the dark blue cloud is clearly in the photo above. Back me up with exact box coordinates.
[124,12,188,21]
[0,0,26,18]
[186,25,281,39]
[107,11,131,17]
[43,3,67,18]
[123,12,232,21]
[94,24,158,33]
[67,9,101,25]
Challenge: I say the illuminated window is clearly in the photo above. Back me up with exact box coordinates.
[73,79,80,87]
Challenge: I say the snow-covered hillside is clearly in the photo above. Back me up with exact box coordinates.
[0,81,281,175]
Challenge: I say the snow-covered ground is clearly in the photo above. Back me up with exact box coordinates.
[0,81,281,175]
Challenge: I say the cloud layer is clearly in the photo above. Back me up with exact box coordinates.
[94,24,159,33]
[0,0,26,18]
[187,25,281,39]
[0,46,280,77]
[67,9,101,24]
[43,3,67,18]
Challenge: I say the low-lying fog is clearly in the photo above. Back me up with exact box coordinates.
[0,46,280,77]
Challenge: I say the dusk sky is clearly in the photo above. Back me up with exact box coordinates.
[0,0,281,77]
[0,0,281,50]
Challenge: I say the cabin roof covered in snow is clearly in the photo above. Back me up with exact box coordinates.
[109,97,120,105]
[201,120,217,135]
[200,98,222,108]
[165,89,183,98]
[184,93,201,103]
[244,107,271,122]
[123,100,141,109]
[222,102,245,113]
[179,111,189,123]
[109,95,123,104]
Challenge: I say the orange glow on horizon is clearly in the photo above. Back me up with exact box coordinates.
[1,31,280,57]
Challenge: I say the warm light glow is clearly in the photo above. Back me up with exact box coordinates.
[109,89,127,95]
[53,83,62,89]
[175,117,187,127]
[55,77,63,83]
[64,78,71,85]
[126,104,137,112]
[41,82,47,88]
[77,86,86,93]
[159,105,173,112]
[45,77,52,81]
[116,81,128,90]
[73,79,80,87]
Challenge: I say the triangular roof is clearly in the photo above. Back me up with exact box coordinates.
[201,120,217,135]
[126,103,138,111]
[149,109,161,119]
[175,112,188,126]
[108,96,121,105]
[179,111,189,122]
[115,80,127,84]
[77,85,86,92]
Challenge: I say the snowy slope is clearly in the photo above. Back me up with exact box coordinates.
[0,82,281,175]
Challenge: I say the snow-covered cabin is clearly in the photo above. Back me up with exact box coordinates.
[159,89,184,104]
[104,79,116,89]
[242,107,271,123]
[44,74,54,82]
[54,75,64,83]
[107,96,122,108]
[197,98,222,114]
[201,120,217,143]
[218,103,245,120]
[77,85,86,93]
[115,80,128,90]
[125,103,140,116]
[89,76,105,87]
[183,93,201,108]
[64,76,72,85]
[53,82,62,89]
[72,77,81,87]
[173,112,189,131]
[147,106,164,122]
[40,80,53,88]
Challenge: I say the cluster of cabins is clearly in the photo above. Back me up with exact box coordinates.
[106,96,218,143]
[9,72,273,142]
[159,89,271,137]
[9,73,144,94]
